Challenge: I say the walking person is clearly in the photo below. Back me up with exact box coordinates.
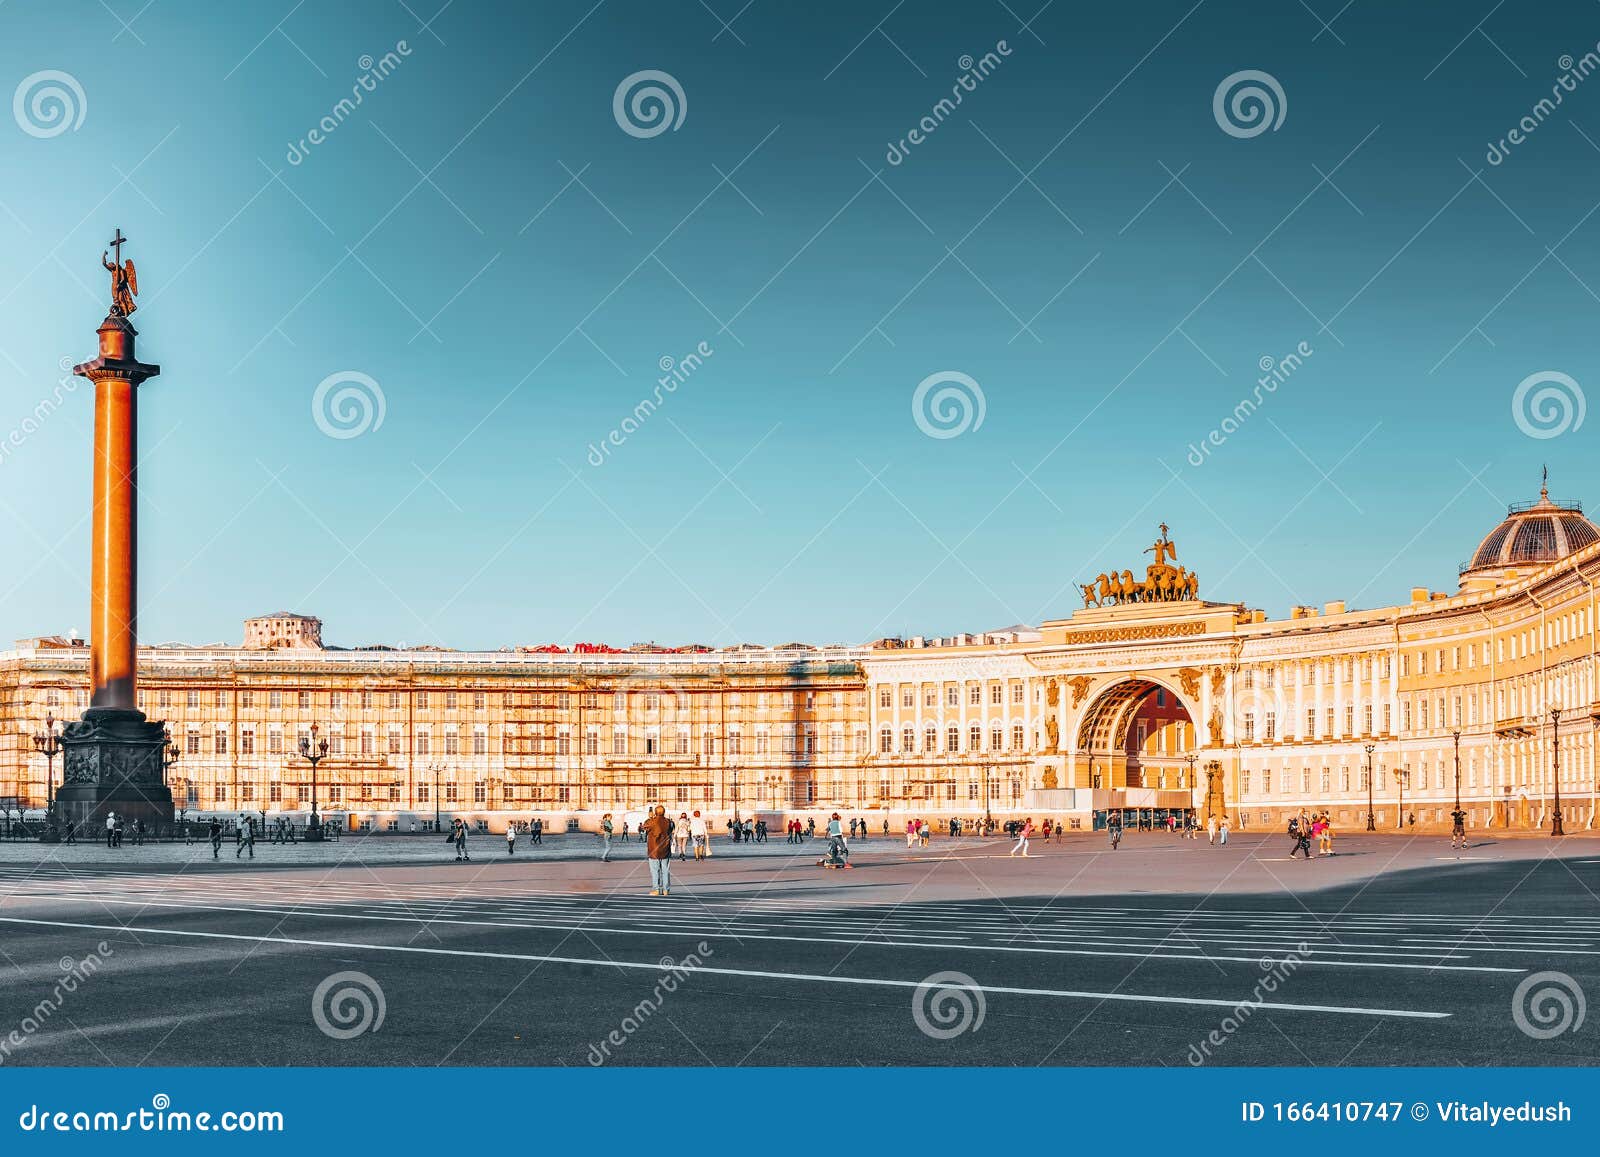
[453,818,471,862]
[236,815,255,859]
[1218,814,1230,845]
[675,813,691,860]
[1206,813,1218,845]
[601,812,614,862]
[1106,810,1123,850]
[1450,806,1467,851]
[621,820,630,843]
[690,810,708,860]
[63,819,76,845]
[1010,817,1033,857]
[641,804,673,896]
[209,817,222,860]
[506,823,517,857]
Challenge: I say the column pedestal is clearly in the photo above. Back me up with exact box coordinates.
[58,707,174,832]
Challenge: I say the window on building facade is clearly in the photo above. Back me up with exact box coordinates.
[240,729,255,755]
[902,727,914,753]
[1011,724,1024,750]
[946,726,959,752]
[416,731,431,756]
[388,729,402,755]
[267,691,280,710]
[473,691,486,710]
[946,687,958,707]
[879,688,891,709]
[214,728,227,755]
[880,728,893,753]
[298,691,310,709]
[444,729,459,756]
[388,692,402,710]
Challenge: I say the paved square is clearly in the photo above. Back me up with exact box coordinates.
[0,831,1596,1066]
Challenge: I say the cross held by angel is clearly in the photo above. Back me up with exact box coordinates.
[102,227,138,316]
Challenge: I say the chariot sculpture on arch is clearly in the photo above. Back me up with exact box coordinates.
[1080,523,1201,607]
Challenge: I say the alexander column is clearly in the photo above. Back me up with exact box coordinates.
[57,229,175,832]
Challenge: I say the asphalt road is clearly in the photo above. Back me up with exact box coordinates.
[0,830,1596,1066]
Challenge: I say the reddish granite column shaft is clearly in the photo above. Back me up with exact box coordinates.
[90,371,137,708]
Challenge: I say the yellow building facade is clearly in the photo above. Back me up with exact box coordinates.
[4,493,1598,833]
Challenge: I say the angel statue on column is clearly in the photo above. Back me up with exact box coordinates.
[102,246,138,316]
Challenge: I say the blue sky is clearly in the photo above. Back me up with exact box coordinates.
[1,0,1597,649]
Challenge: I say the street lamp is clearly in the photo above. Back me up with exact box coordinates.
[1452,729,1461,817]
[1551,704,1566,837]
[429,762,443,832]
[982,764,993,829]
[1363,743,1376,831]
[731,766,741,823]
[163,727,182,831]
[1396,765,1410,831]
[295,723,330,842]
[1184,752,1197,826]
[32,715,63,833]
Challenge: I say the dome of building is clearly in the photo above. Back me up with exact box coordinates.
[1460,480,1599,589]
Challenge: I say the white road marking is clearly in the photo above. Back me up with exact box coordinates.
[0,913,1453,1020]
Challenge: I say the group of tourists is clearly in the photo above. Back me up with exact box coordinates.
[1286,811,1335,858]
[100,811,149,848]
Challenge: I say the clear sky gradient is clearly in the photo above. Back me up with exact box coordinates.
[1,0,1596,650]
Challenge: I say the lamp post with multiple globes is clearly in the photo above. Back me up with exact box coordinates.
[1551,703,1566,837]
[33,715,63,838]
[1363,743,1376,832]
[295,723,330,842]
